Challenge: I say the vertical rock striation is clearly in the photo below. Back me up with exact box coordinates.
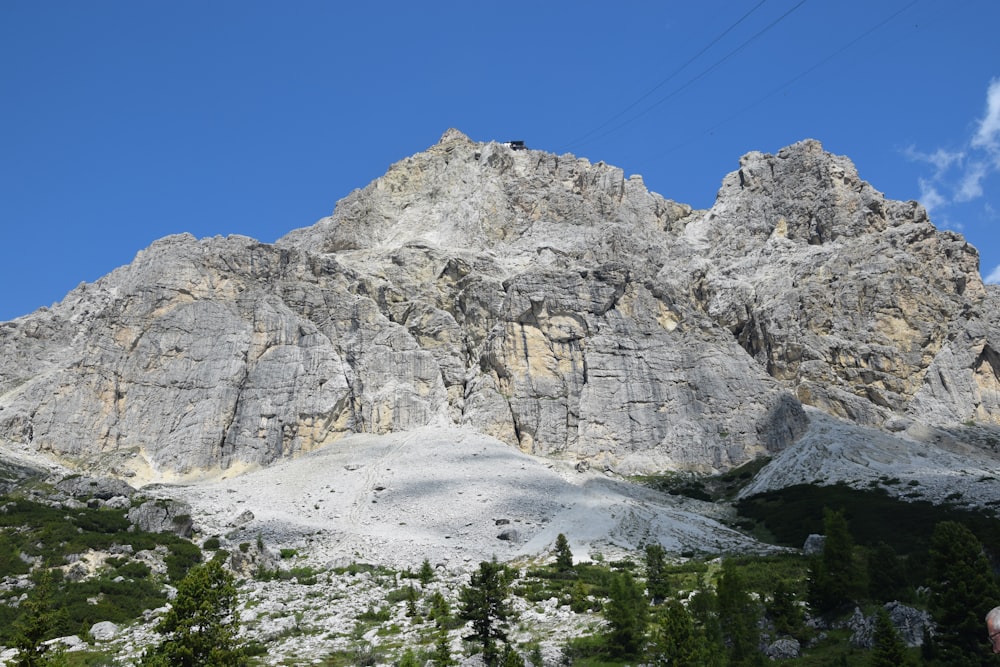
[0,131,996,479]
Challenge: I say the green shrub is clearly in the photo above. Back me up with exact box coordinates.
[115,561,152,579]
[735,484,1000,559]
[164,539,202,581]
[357,606,391,622]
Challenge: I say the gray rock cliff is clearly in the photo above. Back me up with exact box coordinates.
[0,130,996,480]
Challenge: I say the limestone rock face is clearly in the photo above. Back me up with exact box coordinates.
[0,131,996,479]
[675,140,994,427]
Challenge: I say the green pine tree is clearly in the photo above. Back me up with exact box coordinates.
[459,558,518,666]
[405,584,419,618]
[139,558,245,667]
[767,578,805,638]
[397,648,421,667]
[429,590,452,626]
[717,559,764,667]
[432,630,456,666]
[927,521,1000,667]
[652,599,714,666]
[528,642,544,667]
[867,542,908,603]
[687,589,727,667]
[869,608,908,667]
[644,543,670,604]
[13,570,62,667]
[419,558,435,585]
[499,644,526,667]
[604,570,649,658]
[554,534,573,572]
[808,508,861,615]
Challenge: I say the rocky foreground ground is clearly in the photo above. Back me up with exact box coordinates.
[1,409,996,664]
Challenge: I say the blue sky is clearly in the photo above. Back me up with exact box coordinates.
[2,1,998,322]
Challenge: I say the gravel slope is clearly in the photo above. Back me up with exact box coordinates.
[155,426,768,570]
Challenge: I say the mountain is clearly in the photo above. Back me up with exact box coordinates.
[1,129,998,490]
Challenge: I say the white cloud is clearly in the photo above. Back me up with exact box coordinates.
[955,161,987,202]
[972,78,1000,151]
[985,264,1000,284]
[918,178,947,213]
[903,145,964,175]
[910,79,1000,215]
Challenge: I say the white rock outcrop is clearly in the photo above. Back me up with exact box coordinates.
[0,131,996,482]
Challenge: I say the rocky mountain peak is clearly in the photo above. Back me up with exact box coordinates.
[0,131,997,483]
[436,127,475,145]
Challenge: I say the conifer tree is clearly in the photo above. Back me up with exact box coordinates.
[808,508,861,614]
[459,558,518,666]
[405,584,419,618]
[429,590,452,626]
[652,599,706,665]
[528,642,544,667]
[604,570,649,658]
[717,559,764,667]
[139,558,245,667]
[419,557,435,585]
[867,542,907,603]
[554,533,573,572]
[644,543,669,604]
[869,608,908,667]
[499,644,526,667]
[927,521,1000,666]
[397,648,421,667]
[13,570,61,667]
[432,630,456,666]
[687,589,727,667]
[767,579,804,638]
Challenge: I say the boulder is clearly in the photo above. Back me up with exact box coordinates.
[54,475,135,500]
[802,534,825,555]
[765,637,801,659]
[89,621,119,641]
[127,499,194,537]
[850,602,933,648]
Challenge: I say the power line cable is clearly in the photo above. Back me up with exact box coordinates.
[657,0,920,157]
[561,0,768,151]
[565,0,810,152]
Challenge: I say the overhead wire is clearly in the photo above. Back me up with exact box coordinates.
[657,0,921,157]
[560,0,768,152]
[561,0,810,153]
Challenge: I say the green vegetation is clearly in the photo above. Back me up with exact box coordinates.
[925,521,1000,665]
[138,559,245,666]
[716,559,763,666]
[637,456,773,502]
[870,608,909,667]
[603,570,648,658]
[643,543,669,603]
[0,493,206,651]
[459,558,518,666]
[419,557,435,585]
[554,533,574,572]
[4,466,1000,665]
[12,569,61,667]
[734,483,1000,556]
[808,508,864,615]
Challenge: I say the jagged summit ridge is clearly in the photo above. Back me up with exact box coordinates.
[0,131,996,482]
[278,127,690,270]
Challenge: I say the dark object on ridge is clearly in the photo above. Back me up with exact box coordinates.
[504,140,525,150]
